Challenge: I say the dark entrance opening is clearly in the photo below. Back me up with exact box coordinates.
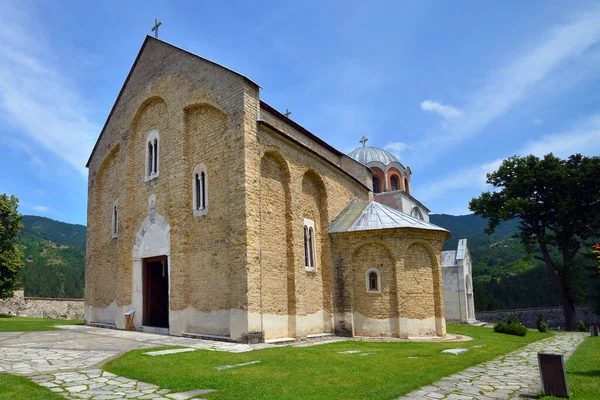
[143,256,169,328]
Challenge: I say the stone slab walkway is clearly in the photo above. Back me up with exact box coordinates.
[396,332,587,400]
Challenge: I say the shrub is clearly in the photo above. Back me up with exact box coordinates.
[507,313,517,325]
[578,320,586,332]
[494,321,507,333]
[494,321,528,336]
[536,313,549,333]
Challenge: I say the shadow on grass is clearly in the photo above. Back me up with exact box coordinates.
[571,370,600,377]
[0,314,16,319]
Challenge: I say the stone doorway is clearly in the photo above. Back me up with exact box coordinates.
[143,256,169,328]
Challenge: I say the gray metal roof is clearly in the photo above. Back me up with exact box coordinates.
[347,146,400,166]
[441,251,458,267]
[329,200,449,234]
[456,239,468,260]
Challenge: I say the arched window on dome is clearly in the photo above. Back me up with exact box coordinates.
[404,177,410,194]
[372,176,380,193]
[390,175,399,191]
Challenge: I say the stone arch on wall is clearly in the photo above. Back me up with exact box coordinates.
[260,151,296,338]
[403,241,444,335]
[301,170,330,318]
[89,143,121,309]
[128,97,169,185]
[370,166,385,193]
[351,242,398,337]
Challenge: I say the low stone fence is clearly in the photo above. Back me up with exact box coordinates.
[476,306,600,329]
[0,290,84,320]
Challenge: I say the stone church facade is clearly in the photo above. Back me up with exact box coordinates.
[85,36,450,342]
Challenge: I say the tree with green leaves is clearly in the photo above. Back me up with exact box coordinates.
[0,194,24,299]
[470,153,600,331]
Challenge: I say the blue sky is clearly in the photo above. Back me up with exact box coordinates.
[2,0,600,225]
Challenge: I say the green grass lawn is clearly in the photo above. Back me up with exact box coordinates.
[104,325,551,400]
[561,336,599,399]
[0,374,64,400]
[0,313,83,332]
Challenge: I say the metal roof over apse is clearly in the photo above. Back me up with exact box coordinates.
[347,146,400,166]
[329,201,449,234]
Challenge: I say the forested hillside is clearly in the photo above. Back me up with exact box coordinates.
[431,214,596,311]
[16,216,86,298]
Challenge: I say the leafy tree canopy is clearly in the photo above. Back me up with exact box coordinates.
[469,153,600,330]
[0,194,24,299]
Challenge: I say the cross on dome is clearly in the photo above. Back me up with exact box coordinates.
[359,136,368,147]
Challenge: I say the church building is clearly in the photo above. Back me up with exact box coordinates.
[85,36,450,342]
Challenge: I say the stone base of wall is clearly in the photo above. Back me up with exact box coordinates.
[476,306,600,330]
[0,291,84,320]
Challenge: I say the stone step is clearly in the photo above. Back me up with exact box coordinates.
[182,332,237,343]
[88,322,117,330]
[264,337,296,344]
[306,333,334,339]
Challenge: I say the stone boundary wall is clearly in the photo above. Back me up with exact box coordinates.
[476,306,600,329]
[0,291,84,320]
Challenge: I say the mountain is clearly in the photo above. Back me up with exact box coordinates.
[16,216,86,298]
[430,214,595,311]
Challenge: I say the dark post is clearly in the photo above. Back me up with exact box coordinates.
[591,325,598,337]
[538,353,569,398]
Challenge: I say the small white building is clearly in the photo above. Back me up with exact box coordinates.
[441,239,475,323]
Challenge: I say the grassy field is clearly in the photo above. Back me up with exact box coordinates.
[104,325,551,400]
[560,336,599,399]
[0,374,64,400]
[0,313,83,332]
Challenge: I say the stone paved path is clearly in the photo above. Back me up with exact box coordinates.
[397,332,587,400]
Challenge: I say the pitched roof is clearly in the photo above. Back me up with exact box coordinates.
[441,250,458,267]
[86,36,258,168]
[329,200,449,234]
[456,238,468,260]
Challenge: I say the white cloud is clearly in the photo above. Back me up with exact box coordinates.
[420,100,463,119]
[415,113,600,206]
[0,2,99,177]
[522,114,600,158]
[412,6,600,165]
[33,205,49,212]
[384,141,409,159]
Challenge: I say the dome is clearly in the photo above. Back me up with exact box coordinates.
[347,146,400,166]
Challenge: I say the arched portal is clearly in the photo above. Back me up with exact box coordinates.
[131,198,171,330]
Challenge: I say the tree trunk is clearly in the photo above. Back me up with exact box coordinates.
[539,243,578,331]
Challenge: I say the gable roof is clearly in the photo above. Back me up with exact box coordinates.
[329,200,449,234]
[86,36,258,168]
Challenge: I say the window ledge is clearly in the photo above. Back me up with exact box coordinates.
[305,267,316,273]
[145,172,160,182]
[366,290,381,294]
[112,233,118,239]
[193,208,208,217]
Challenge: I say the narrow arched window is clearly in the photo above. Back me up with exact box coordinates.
[148,142,153,176]
[365,268,381,293]
[303,225,309,268]
[372,176,380,193]
[369,272,378,291]
[195,173,201,210]
[404,177,409,194]
[192,164,208,216]
[153,139,158,174]
[308,227,315,268]
[200,171,206,209]
[390,175,399,191]
[112,201,119,238]
[303,219,316,270]
[145,130,160,181]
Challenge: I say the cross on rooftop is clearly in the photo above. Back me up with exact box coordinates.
[284,109,292,118]
[152,18,162,39]
[360,136,368,147]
